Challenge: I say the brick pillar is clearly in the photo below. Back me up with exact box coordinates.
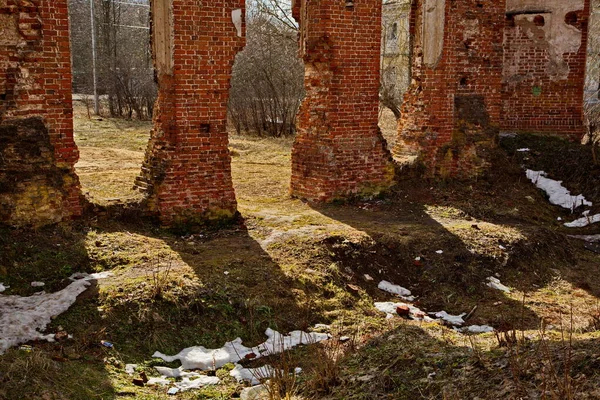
[136,0,245,227]
[0,0,82,227]
[290,0,395,202]
[501,0,590,138]
[395,0,505,178]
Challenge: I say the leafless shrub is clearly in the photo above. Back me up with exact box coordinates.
[149,258,173,300]
[229,3,304,138]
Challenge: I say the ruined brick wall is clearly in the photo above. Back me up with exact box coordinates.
[502,0,590,137]
[395,0,505,178]
[136,0,245,226]
[290,0,395,201]
[0,0,81,227]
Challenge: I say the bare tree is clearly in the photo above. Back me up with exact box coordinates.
[228,2,304,137]
[69,0,156,120]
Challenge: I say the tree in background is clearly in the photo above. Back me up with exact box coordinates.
[228,0,304,137]
[69,0,156,120]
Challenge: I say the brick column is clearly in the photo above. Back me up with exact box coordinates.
[395,0,505,178]
[0,0,82,227]
[136,0,245,227]
[290,0,395,202]
[502,0,590,138]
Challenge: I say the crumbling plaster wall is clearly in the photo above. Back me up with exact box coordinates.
[0,0,82,227]
[395,0,505,178]
[136,0,245,227]
[290,0,395,201]
[502,0,590,136]
[397,0,590,177]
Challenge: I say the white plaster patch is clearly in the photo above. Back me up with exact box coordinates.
[505,0,586,81]
[423,0,446,68]
[232,9,243,37]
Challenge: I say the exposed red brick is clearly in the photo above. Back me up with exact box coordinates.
[290,0,395,201]
[397,0,590,177]
[501,1,591,137]
[395,0,505,178]
[0,0,82,227]
[136,0,245,226]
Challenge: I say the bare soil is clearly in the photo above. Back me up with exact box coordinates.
[1,106,600,399]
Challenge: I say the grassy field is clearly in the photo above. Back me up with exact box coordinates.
[1,106,600,399]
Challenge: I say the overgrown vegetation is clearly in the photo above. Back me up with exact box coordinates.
[3,105,600,399]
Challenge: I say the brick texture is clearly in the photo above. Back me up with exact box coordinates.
[395,0,505,178]
[290,0,395,201]
[397,0,590,177]
[502,1,590,137]
[136,0,245,226]
[0,0,82,227]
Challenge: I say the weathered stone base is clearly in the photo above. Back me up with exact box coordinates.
[0,118,81,227]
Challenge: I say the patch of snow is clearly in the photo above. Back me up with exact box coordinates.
[486,277,511,293]
[153,328,329,371]
[364,274,373,281]
[240,384,268,400]
[568,234,600,242]
[155,366,202,379]
[436,250,444,254]
[69,271,112,281]
[147,377,170,386]
[176,376,220,391]
[525,170,592,210]
[462,325,495,334]
[374,302,434,322]
[0,271,111,354]
[378,280,412,298]
[125,364,138,375]
[516,148,530,152]
[230,364,275,386]
[498,245,506,250]
[0,283,8,293]
[30,282,45,287]
[0,279,91,354]
[564,213,600,228]
[432,311,466,326]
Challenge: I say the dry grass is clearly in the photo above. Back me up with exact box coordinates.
[2,106,600,399]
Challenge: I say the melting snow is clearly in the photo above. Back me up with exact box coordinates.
[564,213,600,228]
[374,302,433,322]
[30,282,45,287]
[486,276,511,293]
[377,280,414,300]
[517,148,530,152]
[0,283,8,293]
[462,325,495,334]
[526,170,592,210]
[0,271,111,354]
[125,364,137,375]
[432,311,466,326]
[176,376,220,391]
[569,234,600,242]
[153,328,329,370]
[1,280,89,354]
[230,364,275,386]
